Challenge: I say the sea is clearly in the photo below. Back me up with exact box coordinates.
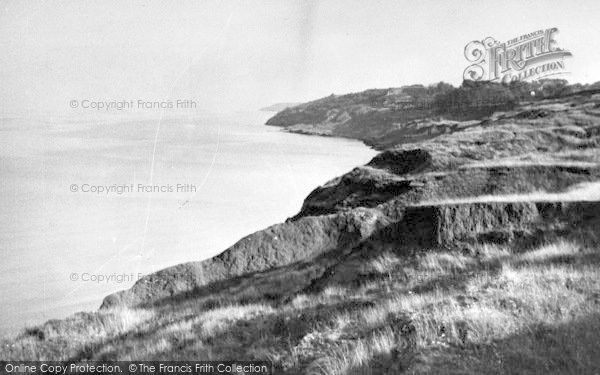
[0,111,377,336]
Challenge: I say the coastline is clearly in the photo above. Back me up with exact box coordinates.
[4,91,600,373]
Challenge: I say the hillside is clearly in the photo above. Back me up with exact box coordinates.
[265,80,600,149]
[3,86,600,374]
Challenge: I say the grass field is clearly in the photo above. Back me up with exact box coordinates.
[3,231,599,374]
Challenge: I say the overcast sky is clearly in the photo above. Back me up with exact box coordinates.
[1,0,599,114]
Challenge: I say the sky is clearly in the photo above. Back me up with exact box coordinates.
[1,0,599,114]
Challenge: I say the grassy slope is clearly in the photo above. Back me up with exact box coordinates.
[3,235,599,374]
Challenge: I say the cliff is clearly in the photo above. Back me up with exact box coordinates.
[99,87,600,310]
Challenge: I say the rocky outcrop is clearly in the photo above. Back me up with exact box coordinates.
[399,201,600,247]
[100,208,388,309]
[292,152,600,220]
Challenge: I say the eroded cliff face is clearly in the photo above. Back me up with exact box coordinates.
[101,90,600,310]
[100,208,389,309]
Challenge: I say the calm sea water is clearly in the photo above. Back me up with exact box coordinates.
[0,111,376,336]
